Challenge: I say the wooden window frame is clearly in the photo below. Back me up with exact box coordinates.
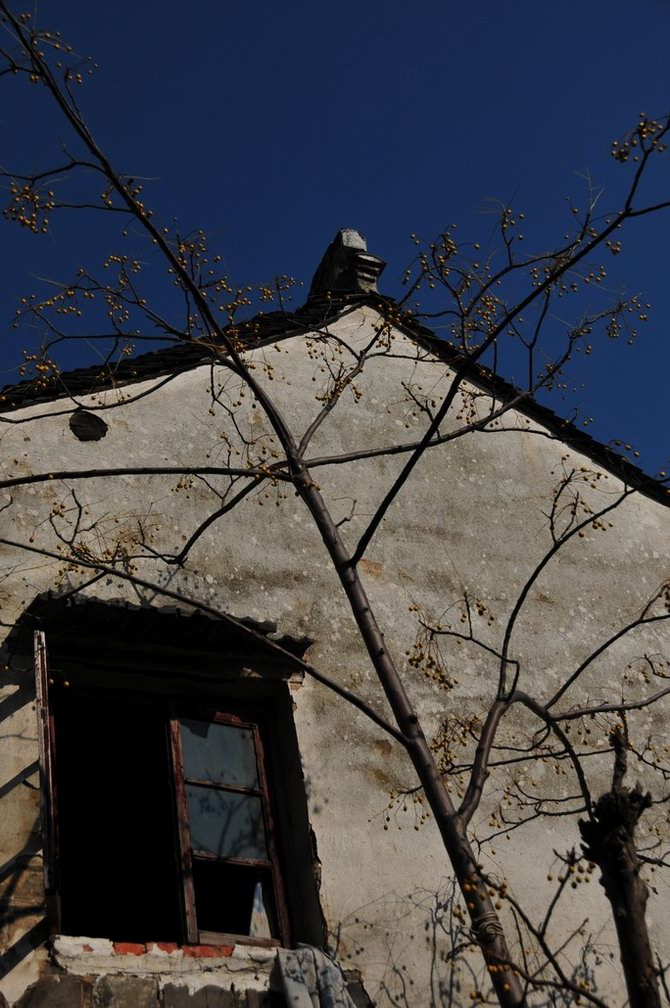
[34,630,61,933]
[169,706,291,948]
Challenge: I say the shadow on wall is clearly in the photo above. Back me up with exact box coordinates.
[0,608,48,997]
[328,880,604,1008]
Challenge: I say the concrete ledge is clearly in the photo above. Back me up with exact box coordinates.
[51,937,276,993]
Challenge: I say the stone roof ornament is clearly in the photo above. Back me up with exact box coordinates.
[308,228,386,299]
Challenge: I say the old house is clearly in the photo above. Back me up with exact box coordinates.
[0,231,668,1006]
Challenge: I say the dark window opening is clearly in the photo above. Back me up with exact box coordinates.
[51,688,290,946]
[54,692,181,943]
[191,861,277,939]
[31,607,323,951]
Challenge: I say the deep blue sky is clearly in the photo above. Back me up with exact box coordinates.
[1,1,668,477]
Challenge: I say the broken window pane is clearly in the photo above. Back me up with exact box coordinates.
[180,718,259,788]
[191,860,277,938]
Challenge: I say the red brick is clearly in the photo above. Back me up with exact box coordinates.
[113,941,146,955]
[183,945,216,958]
[182,944,234,958]
[81,943,94,952]
[151,941,178,954]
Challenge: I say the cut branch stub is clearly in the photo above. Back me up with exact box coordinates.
[579,783,652,865]
[579,779,660,1008]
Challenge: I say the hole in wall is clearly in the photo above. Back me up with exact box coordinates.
[69,409,108,442]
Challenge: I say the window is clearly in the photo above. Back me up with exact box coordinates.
[32,605,322,950]
[172,710,289,945]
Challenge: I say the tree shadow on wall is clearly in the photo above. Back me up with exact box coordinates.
[328,879,603,1008]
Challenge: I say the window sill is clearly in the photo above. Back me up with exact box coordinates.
[51,935,278,979]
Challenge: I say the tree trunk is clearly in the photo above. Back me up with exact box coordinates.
[580,773,660,1008]
[296,471,526,1008]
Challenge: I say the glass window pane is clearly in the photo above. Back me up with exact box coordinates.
[186,784,268,860]
[180,718,259,788]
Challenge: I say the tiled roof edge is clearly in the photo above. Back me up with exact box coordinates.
[0,300,351,412]
[379,297,669,508]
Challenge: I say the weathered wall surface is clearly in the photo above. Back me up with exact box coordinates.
[1,305,668,1005]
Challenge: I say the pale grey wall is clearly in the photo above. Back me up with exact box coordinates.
[1,305,668,1005]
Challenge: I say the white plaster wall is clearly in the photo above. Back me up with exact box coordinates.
[0,305,668,1005]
